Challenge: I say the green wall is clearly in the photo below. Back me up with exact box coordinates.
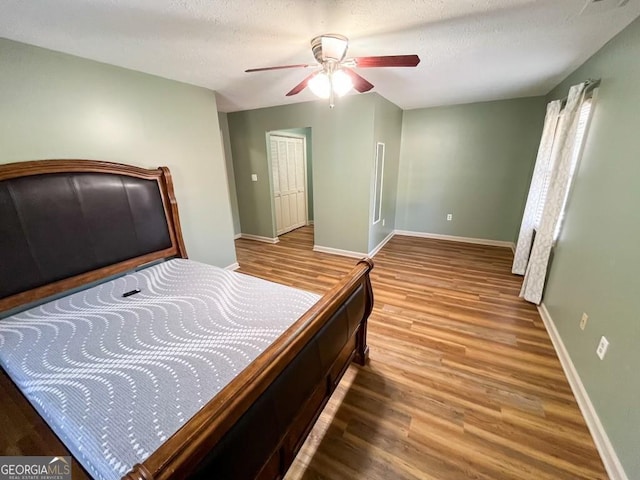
[395,96,547,242]
[227,94,375,253]
[218,112,242,235]
[542,17,640,477]
[369,94,403,252]
[0,38,237,268]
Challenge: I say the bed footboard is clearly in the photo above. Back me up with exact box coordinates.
[124,258,374,480]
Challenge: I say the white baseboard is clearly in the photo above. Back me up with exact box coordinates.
[239,233,280,244]
[315,230,512,260]
[538,303,628,480]
[224,262,240,271]
[368,231,395,257]
[307,220,315,226]
[394,229,515,250]
[313,245,367,259]
[233,233,241,240]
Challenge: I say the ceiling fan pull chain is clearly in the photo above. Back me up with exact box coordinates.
[329,80,335,109]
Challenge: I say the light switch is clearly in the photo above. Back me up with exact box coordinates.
[251,174,258,182]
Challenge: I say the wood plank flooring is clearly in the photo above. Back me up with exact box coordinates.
[235,226,607,480]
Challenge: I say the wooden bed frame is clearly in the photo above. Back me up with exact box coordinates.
[0,159,374,480]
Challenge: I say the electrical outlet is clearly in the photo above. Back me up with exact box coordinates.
[596,336,609,360]
[251,174,258,182]
[447,213,453,221]
[580,313,588,330]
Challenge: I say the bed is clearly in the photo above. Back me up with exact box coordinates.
[0,159,374,480]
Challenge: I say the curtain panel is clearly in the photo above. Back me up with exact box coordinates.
[520,82,587,304]
[512,100,562,275]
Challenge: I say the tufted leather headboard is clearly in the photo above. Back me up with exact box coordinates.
[0,160,187,313]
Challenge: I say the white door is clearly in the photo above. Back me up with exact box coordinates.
[270,135,307,236]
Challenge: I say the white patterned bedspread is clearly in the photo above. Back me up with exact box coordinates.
[0,259,320,480]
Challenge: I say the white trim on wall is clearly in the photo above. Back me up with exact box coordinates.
[372,142,385,225]
[239,233,280,244]
[233,233,242,240]
[538,303,629,480]
[394,229,515,250]
[369,231,394,257]
[316,230,515,260]
[268,132,309,236]
[224,262,240,271]
[313,245,367,259]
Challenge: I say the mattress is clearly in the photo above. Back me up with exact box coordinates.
[0,259,320,480]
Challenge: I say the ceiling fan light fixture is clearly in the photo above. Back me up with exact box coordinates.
[309,69,353,101]
[311,34,349,63]
[246,33,418,107]
[332,69,353,96]
[308,71,331,98]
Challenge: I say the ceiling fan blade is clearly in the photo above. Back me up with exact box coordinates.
[343,68,374,93]
[353,55,420,68]
[245,64,310,73]
[286,73,316,96]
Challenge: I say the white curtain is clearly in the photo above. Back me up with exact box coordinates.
[512,100,562,275]
[520,82,587,304]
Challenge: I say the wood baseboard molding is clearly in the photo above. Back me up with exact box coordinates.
[538,303,629,480]
[394,230,515,250]
[313,245,367,259]
[368,231,395,257]
[224,262,240,271]
[240,234,280,244]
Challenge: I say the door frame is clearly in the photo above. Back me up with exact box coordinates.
[265,131,309,238]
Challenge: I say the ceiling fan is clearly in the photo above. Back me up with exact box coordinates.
[245,34,420,108]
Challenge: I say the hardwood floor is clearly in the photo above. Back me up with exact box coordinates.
[235,226,607,480]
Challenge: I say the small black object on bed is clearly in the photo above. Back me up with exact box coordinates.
[122,289,142,297]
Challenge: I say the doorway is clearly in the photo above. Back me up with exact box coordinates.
[268,131,310,236]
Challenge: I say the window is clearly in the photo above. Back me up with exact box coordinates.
[534,97,594,240]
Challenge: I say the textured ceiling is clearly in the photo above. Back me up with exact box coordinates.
[1,0,639,112]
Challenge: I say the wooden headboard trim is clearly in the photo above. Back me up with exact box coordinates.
[0,159,187,313]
